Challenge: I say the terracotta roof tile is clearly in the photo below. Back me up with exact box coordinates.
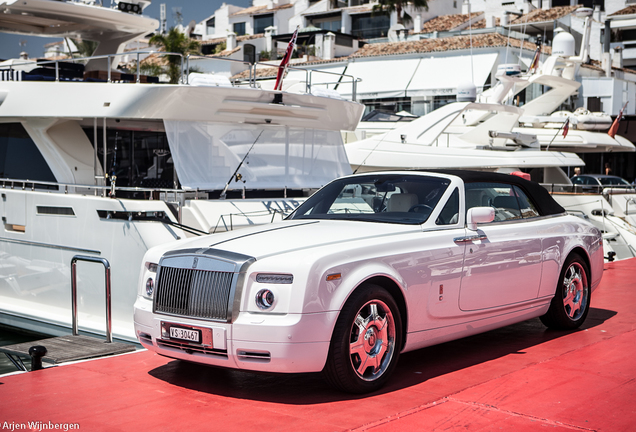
[609,5,636,16]
[231,3,293,17]
[231,5,266,16]
[350,32,541,57]
[210,46,242,58]
[342,5,374,14]
[44,41,64,48]
[259,3,293,13]
[509,5,580,25]
[201,33,264,46]
[141,53,167,67]
[233,66,278,80]
[472,17,500,29]
[419,12,481,33]
[231,32,552,80]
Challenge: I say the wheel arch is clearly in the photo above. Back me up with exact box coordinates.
[565,246,592,280]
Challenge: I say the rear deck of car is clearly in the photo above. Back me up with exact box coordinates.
[2,258,633,431]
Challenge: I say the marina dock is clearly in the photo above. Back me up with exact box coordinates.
[1,258,634,431]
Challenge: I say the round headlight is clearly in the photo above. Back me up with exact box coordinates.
[145,278,154,297]
[255,289,275,310]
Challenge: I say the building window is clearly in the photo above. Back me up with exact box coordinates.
[206,17,215,35]
[351,13,390,39]
[233,22,246,36]
[433,95,456,111]
[336,34,353,47]
[254,14,273,35]
[310,14,342,32]
[587,97,602,112]
[359,97,412,116]
[579,0,604,10]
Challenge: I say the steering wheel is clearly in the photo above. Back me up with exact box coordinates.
[408,204,433,213]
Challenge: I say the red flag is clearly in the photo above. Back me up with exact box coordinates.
[608,101,628,138]
[274,27,299,91]
[529,44,541,73]
[562,118,570,138]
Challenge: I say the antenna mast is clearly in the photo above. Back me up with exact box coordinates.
[160,3,167,34]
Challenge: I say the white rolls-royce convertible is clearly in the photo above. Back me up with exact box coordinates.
[133,170,603,393]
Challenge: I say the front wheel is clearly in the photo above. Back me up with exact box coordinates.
[540,254,590,330]
[324,284,402,393]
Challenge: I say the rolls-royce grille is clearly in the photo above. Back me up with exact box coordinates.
[154,266,234,321]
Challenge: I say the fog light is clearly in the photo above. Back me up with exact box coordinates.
[146,278,154,297]
[255,289,275,309]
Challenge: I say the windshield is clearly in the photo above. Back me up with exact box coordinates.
[289,174,450,224]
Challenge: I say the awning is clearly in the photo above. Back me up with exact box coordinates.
[336,53,499,100]
[406,52,499,97]
[339,58,422,99]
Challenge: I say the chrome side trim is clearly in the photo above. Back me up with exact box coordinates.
[0,237,101,255]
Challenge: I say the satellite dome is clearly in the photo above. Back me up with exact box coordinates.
[553,28,576,57]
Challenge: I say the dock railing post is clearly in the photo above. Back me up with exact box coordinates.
[71,256,113,343]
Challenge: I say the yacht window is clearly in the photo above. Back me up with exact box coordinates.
[83,126,173,192]
[0,123,56,184]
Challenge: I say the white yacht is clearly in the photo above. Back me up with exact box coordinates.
[344,10,636,262]
[0,0,364,341]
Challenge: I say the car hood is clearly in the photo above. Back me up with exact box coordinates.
[168,219,421,260]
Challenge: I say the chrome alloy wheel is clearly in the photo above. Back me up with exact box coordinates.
[562,261,589,321]
[349,300,396,382]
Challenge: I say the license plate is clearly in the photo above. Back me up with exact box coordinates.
[169,326,201,343]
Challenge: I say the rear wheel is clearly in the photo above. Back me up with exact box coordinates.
[540,254,590,330]
[324,284,402,394]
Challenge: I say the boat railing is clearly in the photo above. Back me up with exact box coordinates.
[542,183,636,195]
[0,50,185,83]
[1,51,360,100]
[0,177,297,228]
[185,54,360,100]
[0,177,303,201]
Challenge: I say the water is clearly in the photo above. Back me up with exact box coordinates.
[0,324,50,374]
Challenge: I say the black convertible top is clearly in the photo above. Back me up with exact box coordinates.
[421,170,566,216]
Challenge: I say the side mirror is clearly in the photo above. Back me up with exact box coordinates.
[467,207,495,231]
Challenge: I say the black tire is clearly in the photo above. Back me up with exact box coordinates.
[324,284,402,394]
[540,253,591,330]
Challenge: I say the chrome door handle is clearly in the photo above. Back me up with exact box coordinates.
[454,234,487,244]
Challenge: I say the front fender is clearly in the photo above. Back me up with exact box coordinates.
[317,260,407,314]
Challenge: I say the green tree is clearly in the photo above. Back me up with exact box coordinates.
[149,27,201,83]
[70,38,99,59]
[373,0,429,26]
[214,41,226,54]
